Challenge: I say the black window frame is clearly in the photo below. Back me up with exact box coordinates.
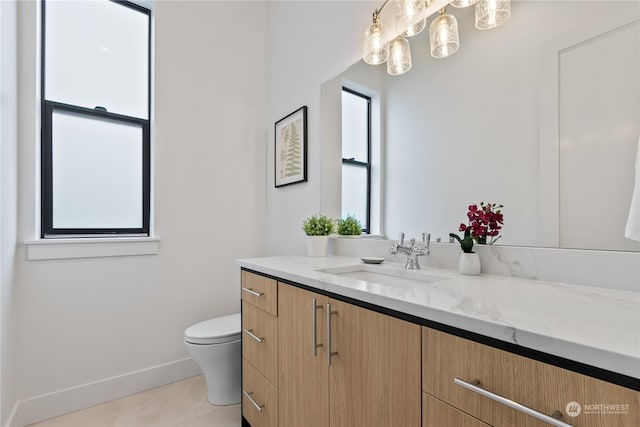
[341,87,372,234]
[40,0,152,238]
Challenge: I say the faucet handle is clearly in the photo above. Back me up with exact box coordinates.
[423,232,431,252]
[399,232,405,246]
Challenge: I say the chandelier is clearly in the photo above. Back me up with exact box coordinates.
[363,0,511,75]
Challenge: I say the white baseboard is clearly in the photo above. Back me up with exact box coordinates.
[8,357,200,427]
[4,402,19,427]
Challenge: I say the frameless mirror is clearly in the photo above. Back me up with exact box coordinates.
[322,0,640,252]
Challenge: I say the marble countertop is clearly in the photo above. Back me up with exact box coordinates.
[237,255,640,380]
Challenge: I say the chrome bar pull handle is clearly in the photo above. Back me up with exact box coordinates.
[454,378,572,427]
[242,287,263,298]
[312,298,323,356]
[242,328,264,343]
[327,303,332,366]
[326,303,338,366]
[243,390,264,413]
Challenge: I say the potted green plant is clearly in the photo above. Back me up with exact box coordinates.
[449,227,475,254]
[302,214,334,256]
[449,227,481,275]
[337,215,362,237]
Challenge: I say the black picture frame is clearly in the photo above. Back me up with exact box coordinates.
[275,106,307,188]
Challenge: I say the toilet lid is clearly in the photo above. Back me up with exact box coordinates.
[185,313,241,345]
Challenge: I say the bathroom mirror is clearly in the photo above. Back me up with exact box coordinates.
[321,0,640,252]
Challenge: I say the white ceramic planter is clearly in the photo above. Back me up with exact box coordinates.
[307,235,329,257]
[458,252,481,275]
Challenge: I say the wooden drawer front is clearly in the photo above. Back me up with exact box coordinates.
[423,393,490,427]
[241,271,277,315]
[423,327,640,427]
[243,359,278,427]
[242,301,277,385]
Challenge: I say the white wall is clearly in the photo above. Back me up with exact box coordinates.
[1,1,18,425]
[266,1,378,255]
[557,14,639,251]
[10,1,268,425]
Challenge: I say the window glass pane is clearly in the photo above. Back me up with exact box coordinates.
[51,110,143,229]
[342,91,368,161]
[45,0,149,119]
[341,164,367,228]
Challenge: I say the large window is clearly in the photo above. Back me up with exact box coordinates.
[41,0,151,238]
[341,88,371,233]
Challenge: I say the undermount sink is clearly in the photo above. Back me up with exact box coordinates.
[318,264,450,288]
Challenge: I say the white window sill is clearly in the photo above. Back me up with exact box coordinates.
[25,237,160,261]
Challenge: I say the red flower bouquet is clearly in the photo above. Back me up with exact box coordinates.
[450,202,504,253]
[462,202,504,244]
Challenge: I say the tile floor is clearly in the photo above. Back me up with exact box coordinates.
[27,376,241,427]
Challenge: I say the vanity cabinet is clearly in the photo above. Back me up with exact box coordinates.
[278,283,421,427]
[422,327,640,427]
[241,271,278,427]
[240,268,639,427]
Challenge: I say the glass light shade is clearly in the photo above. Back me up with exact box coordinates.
[475,0,511,30]
[449,0,478,8]
[387,36,412,76]
[430,13,459,58]
[400,18,427,37]
[395,0,426,37]
[363,22,389,64]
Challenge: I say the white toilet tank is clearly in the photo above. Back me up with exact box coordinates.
[184,313,241,405]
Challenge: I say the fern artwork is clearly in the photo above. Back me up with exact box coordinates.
[275,106,307,187]
[280,121,301,178]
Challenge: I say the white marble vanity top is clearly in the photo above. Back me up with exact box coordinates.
[237,256,640,380]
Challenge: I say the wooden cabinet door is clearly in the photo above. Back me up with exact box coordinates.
[329,299,421,427]
[278,284,329,427]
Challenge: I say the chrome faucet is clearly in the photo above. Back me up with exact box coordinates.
[389,232,431,269]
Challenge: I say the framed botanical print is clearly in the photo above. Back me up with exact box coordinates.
[275,106,307,187]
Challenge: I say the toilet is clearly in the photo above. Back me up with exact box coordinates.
[184,313,241,405]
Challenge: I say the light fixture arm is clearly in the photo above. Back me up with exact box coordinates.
[372,0,391,23]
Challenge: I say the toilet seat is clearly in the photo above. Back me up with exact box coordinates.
[185,313,241,345]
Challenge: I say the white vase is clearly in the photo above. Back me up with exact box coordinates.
[307,235,329,257]
[458,252,481,275]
